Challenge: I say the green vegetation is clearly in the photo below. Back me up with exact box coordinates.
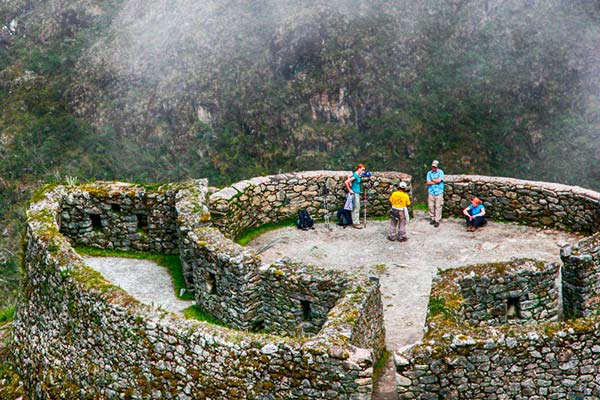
[235,219,296,246]
[372,348,391,387]
[75,247,194,300]
[183,305,227,326]
[0,306,15,325]
[427,296,455,320]
[411,204,428,211]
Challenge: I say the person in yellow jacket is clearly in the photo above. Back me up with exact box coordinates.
[388,181,411,242]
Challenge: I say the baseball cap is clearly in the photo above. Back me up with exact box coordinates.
[431,160,439,167]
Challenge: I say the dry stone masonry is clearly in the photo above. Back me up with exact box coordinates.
[444,175,600,233]
[14,172,600,399]
[210,170,410,239]
[396,175,600,399]
[13,171,405,399]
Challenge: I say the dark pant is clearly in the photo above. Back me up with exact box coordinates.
[465,216,486,228]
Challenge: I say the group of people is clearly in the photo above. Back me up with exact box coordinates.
[344,160,486,242]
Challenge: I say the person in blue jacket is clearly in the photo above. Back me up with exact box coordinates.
[426,160,445,227]
[344,163,366,229]
[463,197,486,232]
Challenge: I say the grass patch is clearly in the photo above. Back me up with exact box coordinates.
[236,218,295,246]
[428,296,455,319]
[183,305,227,326]
[75,247,194,300]
[412,203,428,211]
[372,348,391,386]
[0,306,15,326]
[371,263,387,275]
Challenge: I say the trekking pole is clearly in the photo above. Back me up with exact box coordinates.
[363,185,367,228]
[323,185,330,230]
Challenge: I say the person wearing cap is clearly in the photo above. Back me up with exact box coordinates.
[344,163,366,229]
[463,197,486,232]
[388,181,411,241]
[426,160,445,227]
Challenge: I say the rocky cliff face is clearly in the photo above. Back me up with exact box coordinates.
[0,1,600,307]
[2,0,599,185]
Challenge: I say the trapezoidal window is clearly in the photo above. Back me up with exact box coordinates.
[205,272,217,295]
[89,214,102,231]
[301,300,312,321]
[507,297,521,319]
[136,213,148,232]
[251,320,265,333]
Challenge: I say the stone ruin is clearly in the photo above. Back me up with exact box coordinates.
[13,171,407,399]
[11,171,600,399]
[396,175,600,399]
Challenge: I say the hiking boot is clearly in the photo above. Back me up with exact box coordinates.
[429,220,435,225]
[388,236,395,241]
[398,237,408,242]
[433,221,440,227]
[353,225,363,229]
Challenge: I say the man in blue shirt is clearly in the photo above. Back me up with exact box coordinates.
[426,160,444,227]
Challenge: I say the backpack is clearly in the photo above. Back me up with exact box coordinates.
[336,208,353,227]
[296,209,314,230]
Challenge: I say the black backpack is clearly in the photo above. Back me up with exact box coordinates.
[296,209,314,230]
[336,208,353,227]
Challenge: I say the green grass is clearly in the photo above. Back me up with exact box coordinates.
[0,306,15,325]
[372,348,391,386]
[427,296,454,319]
[412,203,428,211]
[183,305,227,326]
[75,247,194,300]
[236,219,295,246]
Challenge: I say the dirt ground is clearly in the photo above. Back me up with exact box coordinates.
[248,210,582,352]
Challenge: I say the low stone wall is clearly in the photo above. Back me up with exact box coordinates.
[396,257,600,399]
[445,175,600,234]
[13,177,386,399]
[459,261,560,326]
[59,181,183,254]
[561,234,600,319]
[210,170,411,239]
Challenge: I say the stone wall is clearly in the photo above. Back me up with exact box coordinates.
[59,181,183,254]
[13,176,386,399]
[396,257,600,399]
[561,234,600,319]
[210,171,411,239]
[445,175,600,234]
[459,261,560,326]
[395,175,600,399]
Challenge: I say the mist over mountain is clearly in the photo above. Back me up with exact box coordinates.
[0,0,599,309]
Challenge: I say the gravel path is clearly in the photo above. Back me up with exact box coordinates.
[83,256,194,315]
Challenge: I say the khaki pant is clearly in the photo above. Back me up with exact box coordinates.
[389,209,407,239]
[428,194,443,223]
[351,193,361,225]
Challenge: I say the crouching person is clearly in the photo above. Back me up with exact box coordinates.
[463,197,486,232]
[389,181,411,242]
